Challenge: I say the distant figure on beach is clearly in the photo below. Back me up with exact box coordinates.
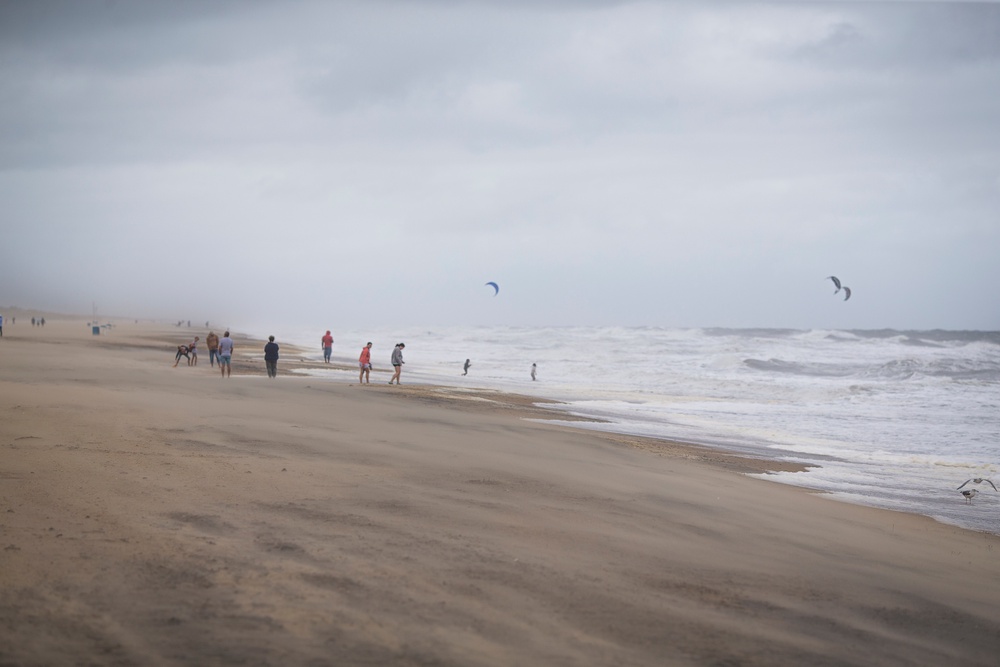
[0,313,4,337]
[173,345,190,367]
[206,331,220,367]
[322,330,334,363]
[388,343,405,385]
[359,342,373,383]
[264,336,279,378]
[463,359,470,375]
[188,336,199,366]
[31,317,35,326]
[218,331,234,378]
[40,318,45,327]
[531,363,537,381]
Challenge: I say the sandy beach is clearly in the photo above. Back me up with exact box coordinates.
[1,313,998,666]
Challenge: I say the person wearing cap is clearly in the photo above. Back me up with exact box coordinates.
[218,331,234,378]
[264,335,279,378]
[321,330,334,363]
[388,343,405,385]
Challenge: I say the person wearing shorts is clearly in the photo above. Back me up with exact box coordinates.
[388,343,404,385]
[358,342,372,383]
[218,331,234,378]
[188,336,199,366]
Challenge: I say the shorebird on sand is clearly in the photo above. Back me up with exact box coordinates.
[957,478,998,492]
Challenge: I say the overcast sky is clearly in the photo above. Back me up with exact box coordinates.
[2,0,998,331]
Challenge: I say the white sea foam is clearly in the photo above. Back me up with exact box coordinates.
[263,324,1000,535]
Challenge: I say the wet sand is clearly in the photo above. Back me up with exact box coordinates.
[1,314,998,666]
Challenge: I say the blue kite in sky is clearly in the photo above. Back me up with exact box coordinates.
[485,281,499,296]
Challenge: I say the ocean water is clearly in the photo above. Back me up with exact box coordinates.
[274,325,1000,535]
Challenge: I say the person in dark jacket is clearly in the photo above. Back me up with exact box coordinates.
[264,336,279,378]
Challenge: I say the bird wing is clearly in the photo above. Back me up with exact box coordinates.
[957,479,972,490]
[987,479,998,492]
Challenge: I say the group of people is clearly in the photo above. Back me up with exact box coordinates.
[0,314,39,335]
[172,329,403,384]
[173,330,235,377]
[351,339,405,385]
[337,337,405,385]
[174,328,535,384]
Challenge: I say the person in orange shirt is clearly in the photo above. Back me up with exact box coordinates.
[321,330,334,363]
[358,342,372,383]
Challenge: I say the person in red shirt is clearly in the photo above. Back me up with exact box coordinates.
[321,330,334,363]
[358,342,372,383]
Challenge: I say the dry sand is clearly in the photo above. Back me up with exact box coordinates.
[1,313,998,666]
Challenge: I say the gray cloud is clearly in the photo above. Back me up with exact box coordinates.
[1,0,998,329]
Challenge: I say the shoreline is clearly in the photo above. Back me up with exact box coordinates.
[123,316,819,477]
[4,311,991,526]
[2,313,999,665]
[267,321,1000,536]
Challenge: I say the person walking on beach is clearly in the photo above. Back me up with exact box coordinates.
[463,359,470,375]
[206,331,220,367]
[0,313,4,337]
[218,331,234,378]
[531,363,537,381]
[359,342,373,383]
[322,330,334,363]
[264,336,279,378]
[388,343,405,385]
[188,336,200,366]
